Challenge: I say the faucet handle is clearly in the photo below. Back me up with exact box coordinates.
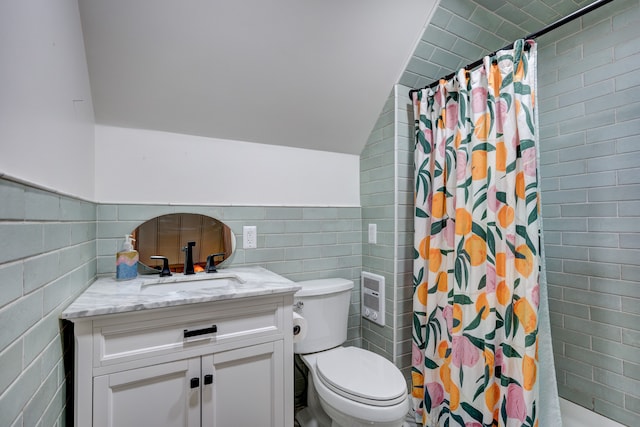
[183,241,196,253]
[205,253,226,273]
[150,256,172,277]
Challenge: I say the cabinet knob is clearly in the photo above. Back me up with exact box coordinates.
[190,377,200,389]
[204,374,213,385]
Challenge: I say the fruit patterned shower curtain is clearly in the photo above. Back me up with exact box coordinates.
[411,39,540,427]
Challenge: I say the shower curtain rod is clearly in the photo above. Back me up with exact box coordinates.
[408,0,615,98]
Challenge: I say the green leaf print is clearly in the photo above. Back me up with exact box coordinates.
[464,307,486,331]
[461,175,472,201]
[428,282,439,294]
[424,356,438,369]
[463,333,485,350]
[501,397,508,424]
[525,332,537,347]
[487,229,496,257]
[434,161,443,178]
[472,222,487,241]
[420,114,431,130]
[514,82,531,95]
[473,191,488,212]
[432,219,447,235]
[418,131,431,154]
[505,303,513,336]
[461,402,484,423]
[501,343,522,358]
[516,225,537,255]
[454,294,474,305]
[531,400,537,425]
[413,313,425,345]
[454,252,469,290]
[495,312,504,330]
[425,388,432,412]
[472,142,496,152]
[528,206,538,225]
[512,311,520,338]
[501,72,513,89]
[417,158,432,202]
[501,92,512,110]
[519,139,535,151]
[522,100,535,134]
[451,411,466,427]
[473,381,485,401]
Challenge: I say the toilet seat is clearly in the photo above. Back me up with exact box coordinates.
[315,347,407,407]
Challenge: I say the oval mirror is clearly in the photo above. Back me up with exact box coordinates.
[132,213,235,274]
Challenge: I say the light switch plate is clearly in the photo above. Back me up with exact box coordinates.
[368,223,377,244]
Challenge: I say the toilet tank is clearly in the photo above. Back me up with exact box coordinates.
[293,278,354,354]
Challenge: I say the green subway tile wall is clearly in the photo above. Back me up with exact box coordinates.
[0,178,96,427]
[95,204,363,344]
[400,1,640,424]
[538,1,640,425]
[2,1,639,426]
[359,84,415,382]
[361,89,396,361]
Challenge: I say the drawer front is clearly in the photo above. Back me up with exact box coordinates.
[93,299,283,367]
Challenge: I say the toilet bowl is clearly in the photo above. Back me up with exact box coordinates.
[293,279,409,427]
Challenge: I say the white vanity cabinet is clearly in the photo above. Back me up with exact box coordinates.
[69,293,295,427]
[93,357,201,427]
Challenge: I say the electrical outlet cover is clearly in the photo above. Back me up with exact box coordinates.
[243,225,257,249]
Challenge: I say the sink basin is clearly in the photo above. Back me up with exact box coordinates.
[139,272,245,293]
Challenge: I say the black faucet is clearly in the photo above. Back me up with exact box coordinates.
[205,253,226,273]
[182,241,196,275]
[150,256,172,277]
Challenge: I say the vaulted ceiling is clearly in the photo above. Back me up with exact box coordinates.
[78,0,437,155]
[78,0,601,155]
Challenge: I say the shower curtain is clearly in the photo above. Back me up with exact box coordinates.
[411,39,558,427]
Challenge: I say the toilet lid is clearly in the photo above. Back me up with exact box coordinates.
[316,347,407,406]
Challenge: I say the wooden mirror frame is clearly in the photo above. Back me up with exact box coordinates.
[132,213,235,274]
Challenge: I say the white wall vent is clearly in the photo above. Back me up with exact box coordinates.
[361,271,385,326]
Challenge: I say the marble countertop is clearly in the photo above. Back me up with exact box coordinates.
[61,266,301,320]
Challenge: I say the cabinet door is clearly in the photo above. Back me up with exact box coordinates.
[202,341,285,427]
[94,358,201,427]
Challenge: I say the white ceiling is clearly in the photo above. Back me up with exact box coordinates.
[78,0,438,155]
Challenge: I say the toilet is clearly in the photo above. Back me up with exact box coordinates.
[294,278,410,427]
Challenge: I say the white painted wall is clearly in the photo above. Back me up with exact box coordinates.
[0,0,95,199]
[0,1,361,207]
[94,125,360,206]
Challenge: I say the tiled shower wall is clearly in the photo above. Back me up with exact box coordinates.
[361,89,397,361]
[359,84,415,379]
[0,178,96,427]
[537,1,640,425]
[396,86,417,378]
